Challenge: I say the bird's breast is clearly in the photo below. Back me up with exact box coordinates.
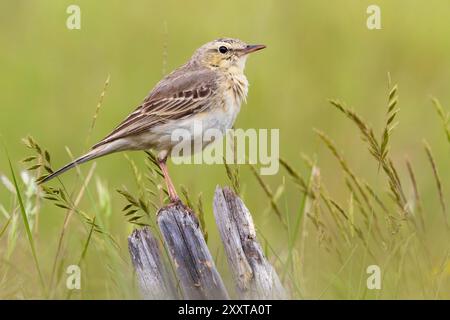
[224,72,249,107]
[143,72,248,153]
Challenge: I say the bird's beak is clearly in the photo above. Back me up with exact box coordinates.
[240,44,266,55]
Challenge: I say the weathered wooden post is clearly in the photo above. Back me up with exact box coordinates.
[157,202,229,300]
[213,186,287,299]
[128,186,287,300]
[128,227,178,299]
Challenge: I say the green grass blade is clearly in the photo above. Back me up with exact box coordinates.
[281,164,316,280]
[79,216,96,264]
[0,216,12,238]
[66,217,96,300]
[6,150,46,291]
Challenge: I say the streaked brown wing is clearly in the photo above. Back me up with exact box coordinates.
[92,67,218,149]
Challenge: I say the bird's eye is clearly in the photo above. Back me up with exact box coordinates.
[218,46,228,54]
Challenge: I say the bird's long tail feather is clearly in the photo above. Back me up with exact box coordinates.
[39,145,112,184]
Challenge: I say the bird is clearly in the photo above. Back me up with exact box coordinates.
[40,38,266,202]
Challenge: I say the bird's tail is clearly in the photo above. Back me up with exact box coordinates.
[39,145,113,184]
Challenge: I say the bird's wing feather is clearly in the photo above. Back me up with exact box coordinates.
[92,67,219,149]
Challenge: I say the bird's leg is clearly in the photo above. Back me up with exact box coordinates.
[157,155,179,203]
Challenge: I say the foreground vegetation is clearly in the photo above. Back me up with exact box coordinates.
[0,77,449,299]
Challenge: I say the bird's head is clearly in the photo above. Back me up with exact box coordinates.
[192,38,265,73]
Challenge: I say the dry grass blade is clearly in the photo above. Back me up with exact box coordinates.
[328,198,375,259]
[292,164,320,282]
[48,163,96,295]
[124,155,144,195]
[279,157,309,194]
[423,140,448,228]
[328,100,379,160]
[67,216,97,300]
[222,130,240,194]
[405,158,425,230]
[0,217,12,239]
[197,193,208,243]
[180,185,194,209]
[41,180,118,248]
[364,182,389,214]
[223,161,240,195]
[431,97,450,144]
[314,129,376,216]
[144,151,164,180]
[250,164,287,228]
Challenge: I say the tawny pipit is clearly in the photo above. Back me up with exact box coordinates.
[41,38,265,201]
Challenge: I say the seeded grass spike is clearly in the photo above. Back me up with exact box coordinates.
[380,79,399,166]
[329,99,408,217]
[86,75,110,148]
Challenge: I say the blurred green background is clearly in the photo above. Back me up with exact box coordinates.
[0,0,449,299]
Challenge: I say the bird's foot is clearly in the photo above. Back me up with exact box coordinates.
[168,194,181,204]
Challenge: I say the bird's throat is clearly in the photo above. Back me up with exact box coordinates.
[225,70,249,105]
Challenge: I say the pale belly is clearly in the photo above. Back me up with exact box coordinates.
[124,98,241,155]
